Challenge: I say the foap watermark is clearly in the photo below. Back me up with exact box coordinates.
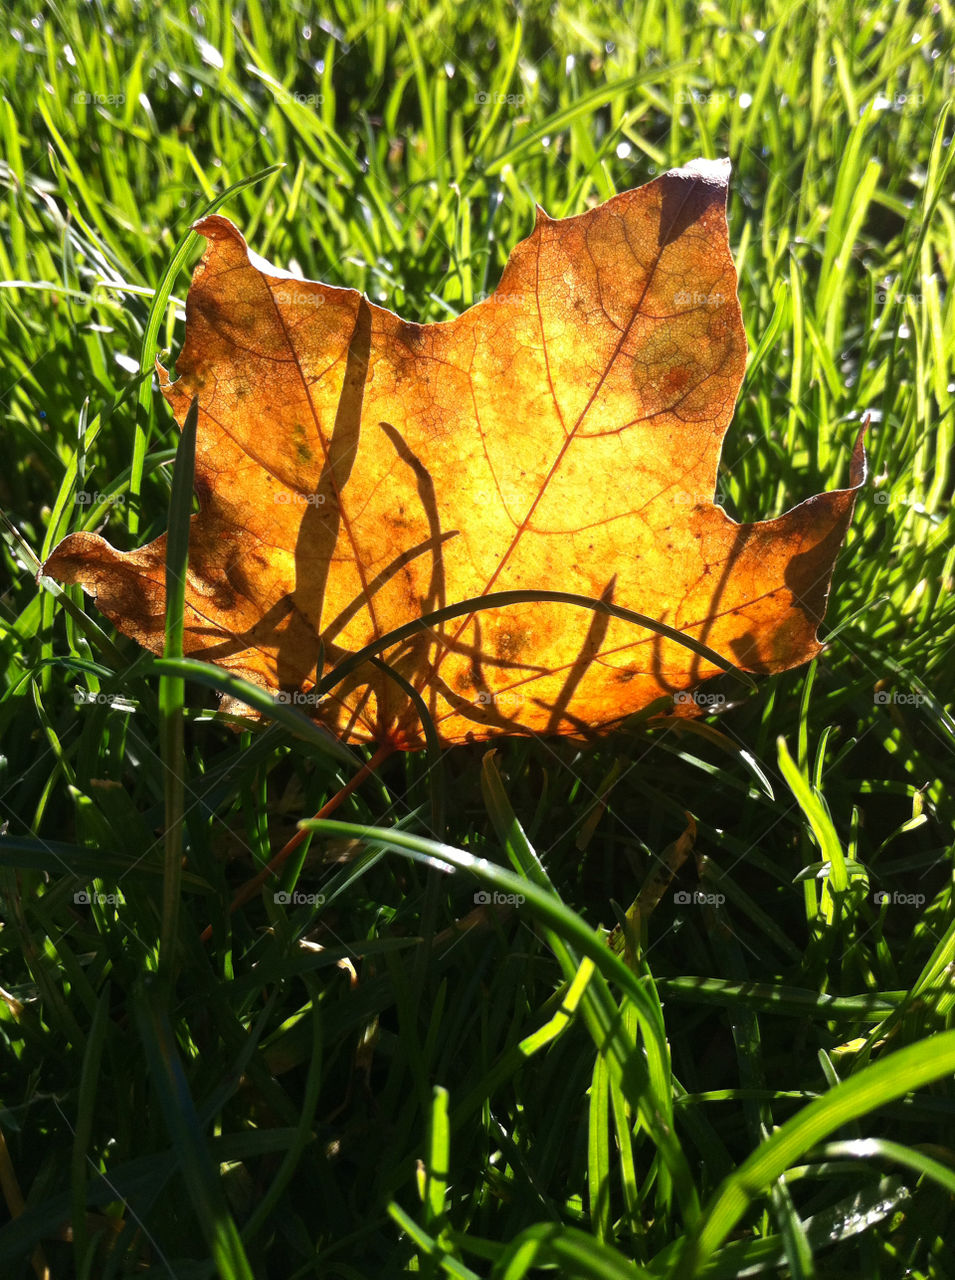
[76,490,125,506]
[872,491,922,507]
[673,490,728,506]
[873,890,925,908]
[872,92,926,113]
[874,690,928,707]
[674,889,725,906]
[673,690,726,709]
[273,289,325,308]
[74,689,136,710]
[272,90,324,107]
[876,290,923,306]
[473,690,525,707]
[74,889,125,906]
[74,90,125,106]
[474,890,525,906]
[274,491,326,506]
[673,289,724,306]
[474,91,525,107]
[274,890,326,906]
[676,89,732,106]
[475,291,525,307]
[275,690,324,707]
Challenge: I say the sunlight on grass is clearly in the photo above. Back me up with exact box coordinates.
[0,0,953,1274]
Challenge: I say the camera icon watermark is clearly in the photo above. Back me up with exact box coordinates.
[73,689,135,710]
[673,690,726,709]
[74,889,125,906]
[273,491,326,506]
[273,890,326,906]
[872,491,921,508]
[273,91,324,108]
[275,690,324,707]
[673,490,728,506]
[673,889,725,906]
[474,91,525,107]
[873,889,925,907]
[474,291,525,307]
[73,91,126,106]
[873,92,926,112]
[75,490,126,506]
[273,289,325,307]
[676,89,731,106]
[473,690,525,707]
[673,289,724,306]
[473,889,525,906]
[874,690,927,707]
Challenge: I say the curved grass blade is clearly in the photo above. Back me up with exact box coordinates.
[674,1028,955,1277]
[494,1222,653,1279]
[149,657,358,766]
[301,814,701,1228]
[815,1138,955,1197]
[316,588,754,698]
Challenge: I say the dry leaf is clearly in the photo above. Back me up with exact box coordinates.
[45,159,865,749]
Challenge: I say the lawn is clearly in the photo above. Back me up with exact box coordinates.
[1,1,954,1276]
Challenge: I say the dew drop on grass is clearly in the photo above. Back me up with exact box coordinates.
[196,37,224,71]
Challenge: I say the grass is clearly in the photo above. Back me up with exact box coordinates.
[1,0,954,1275]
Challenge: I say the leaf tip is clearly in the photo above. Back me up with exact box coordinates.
[849,422,869,489]
[190,213,246,245]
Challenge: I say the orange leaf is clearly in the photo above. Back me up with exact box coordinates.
[45,159,865,749]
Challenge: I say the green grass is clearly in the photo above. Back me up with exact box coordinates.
[1,0,954,1275]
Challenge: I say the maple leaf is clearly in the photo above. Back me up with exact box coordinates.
[45,159,865,749]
